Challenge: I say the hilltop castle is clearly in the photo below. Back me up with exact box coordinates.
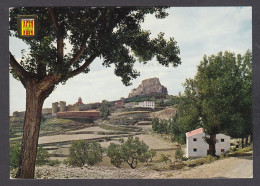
[128,77,168,98]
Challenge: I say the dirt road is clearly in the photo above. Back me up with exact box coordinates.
[147,156,253,179]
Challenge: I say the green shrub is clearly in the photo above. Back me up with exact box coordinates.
[160,154,171,163]
[107,136,151,169]
[10,142,21,169]
[48,159,60,166]
[99,100,111,119]
[142,149,157,165]
[174,148,184,162]
[10,143,50,169]
[107,143,124,168]
[36,147,50,165]
[66,140,103,167]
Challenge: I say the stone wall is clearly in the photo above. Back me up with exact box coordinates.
[56,110,101,119]
[128,77,168,98]
[42,108,52,115]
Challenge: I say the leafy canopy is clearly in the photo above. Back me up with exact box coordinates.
[173,50,252,139]
[9,7,181,86]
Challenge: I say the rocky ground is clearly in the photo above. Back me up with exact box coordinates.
[34,155,253,179]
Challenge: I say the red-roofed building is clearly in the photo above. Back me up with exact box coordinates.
[115,101,124,108]
[186,128,204,137]
[186,128,230,158]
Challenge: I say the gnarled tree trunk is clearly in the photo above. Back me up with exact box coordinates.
[16,81,54,178]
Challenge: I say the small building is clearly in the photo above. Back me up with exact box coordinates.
[139,101,155,109]
[129,101,155,109]
[115,101,124,108]
[186,128,230,158]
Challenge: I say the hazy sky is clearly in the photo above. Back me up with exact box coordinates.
[9,7,252,114]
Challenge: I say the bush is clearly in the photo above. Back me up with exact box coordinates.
[174,148,185,162]
[48,159,60,166]
[99,100,111,119]
[10,143,50,169]
[10,142,21,169]
[36,147,50,165]
[107,136,151,169]
[66,140,103,167]
[160,154,171,163]
[107,143,124,168]
[142,149,157,165]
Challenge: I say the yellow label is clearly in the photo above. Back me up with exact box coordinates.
[21,19,34,36]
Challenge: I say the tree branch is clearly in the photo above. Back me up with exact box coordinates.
[47,7,61,33]
[48,7,64,64]
[36,74,60,96]
[9,52,30,84]
[66,39,87,67]
[68,54,97,79]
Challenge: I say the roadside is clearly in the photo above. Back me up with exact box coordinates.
[33,155,253,179]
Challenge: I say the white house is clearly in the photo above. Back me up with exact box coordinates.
[126,101,155,109]
[138,101,155,109]
[186,128,230,158]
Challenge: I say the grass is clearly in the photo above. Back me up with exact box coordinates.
[226,145,253,157]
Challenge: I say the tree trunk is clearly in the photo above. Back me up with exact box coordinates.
[249,134,253,144]
[245,136,249,147]
[241,137,244,149]
[16,82,53,178]
[208,134,216,156]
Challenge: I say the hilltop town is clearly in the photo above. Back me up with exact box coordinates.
[10,77,252,179]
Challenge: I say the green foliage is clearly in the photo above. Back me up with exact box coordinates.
[152,118,169,134]
[174,148,185,162]
[66,140,103,167]
[9,7,181,86]
[48,159,61,166]
[160,154,171,163]
[107,143,124,168]
[143,149,157,165]
[168,51,252,155]
[10,142,21,169]
[36,147,50,165]
[99,100,111,119]
[107,136,152,169]
[10,143,50,169]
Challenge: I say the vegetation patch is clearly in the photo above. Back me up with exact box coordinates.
[64,140,103,167]
[107,136,156,169]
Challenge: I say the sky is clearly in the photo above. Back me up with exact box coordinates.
[9,7,252,114]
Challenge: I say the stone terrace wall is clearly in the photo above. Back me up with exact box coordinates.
[56,110,101,119]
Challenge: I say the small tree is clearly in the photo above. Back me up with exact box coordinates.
[174,148,184,162]
[107,136,151,169]
[107,143,124,168]
[35,147,50,165]
[66,140,103,167]
[99,100,111,119]
[142,149,157,165]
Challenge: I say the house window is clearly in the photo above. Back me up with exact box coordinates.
[221,149,225,152]
[193,148,197,152]
[193,138,197,142]
[221,139,225,142]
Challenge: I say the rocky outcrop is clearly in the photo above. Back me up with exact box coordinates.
[128,77,168,98]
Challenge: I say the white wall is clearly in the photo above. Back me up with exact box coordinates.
[186,133,208,158]
[215,134,231,155]
[132,101,155,109]
[186,133,231,158]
